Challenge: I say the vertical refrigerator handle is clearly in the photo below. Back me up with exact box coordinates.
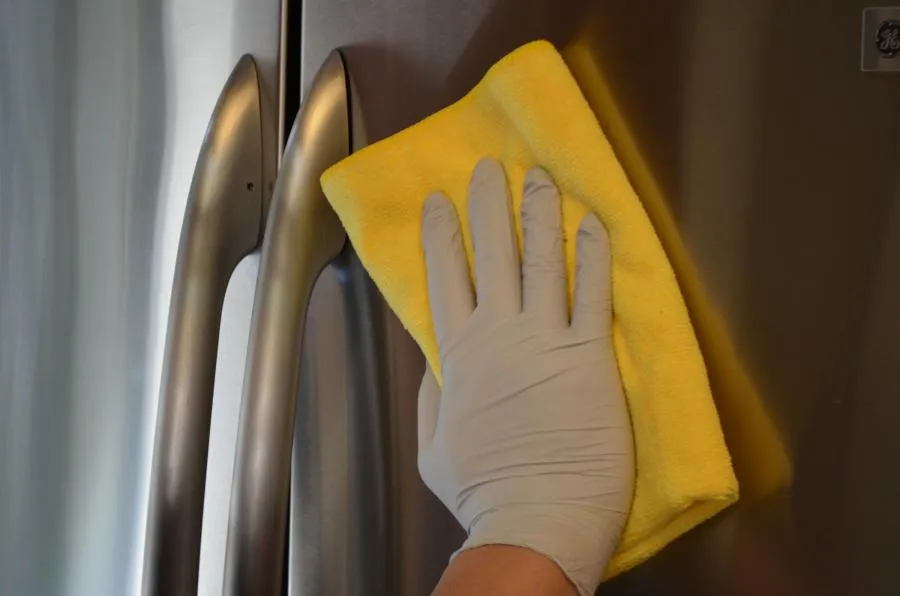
[143,56,267,596]
[223,50,350,596]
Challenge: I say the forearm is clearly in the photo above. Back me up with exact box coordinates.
[433,545,577,596]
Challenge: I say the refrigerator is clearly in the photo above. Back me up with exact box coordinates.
[2,0,899,595]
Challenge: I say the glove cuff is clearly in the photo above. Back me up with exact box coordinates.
[459,503,624,596]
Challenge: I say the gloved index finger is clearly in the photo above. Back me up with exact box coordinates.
[422,191,476,357]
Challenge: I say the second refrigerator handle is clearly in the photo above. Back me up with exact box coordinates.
[223,50,350,596]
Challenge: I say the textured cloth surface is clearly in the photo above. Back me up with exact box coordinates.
[321,40,738,577]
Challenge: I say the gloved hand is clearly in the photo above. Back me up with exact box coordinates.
[417,157,635,596]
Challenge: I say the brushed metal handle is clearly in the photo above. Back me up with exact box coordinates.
[143,55,266,596]
[223,50,350,596]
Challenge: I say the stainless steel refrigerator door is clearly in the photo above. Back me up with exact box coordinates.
[0,1,280,595]
[295,1,900,595]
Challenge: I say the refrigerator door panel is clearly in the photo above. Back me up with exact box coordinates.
[0,1,281,595]
[296,1,900,595]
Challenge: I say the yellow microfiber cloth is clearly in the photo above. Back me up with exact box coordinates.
[321,40,739,578]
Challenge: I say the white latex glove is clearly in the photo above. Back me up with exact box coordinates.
[418,158,635,596]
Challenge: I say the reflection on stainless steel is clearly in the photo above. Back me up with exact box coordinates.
[298,1,900,595]
[224,51,349,596]
[142,55,264,596]
[562,34,793,504]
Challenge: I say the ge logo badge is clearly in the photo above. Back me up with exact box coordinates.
[875,19,900,57]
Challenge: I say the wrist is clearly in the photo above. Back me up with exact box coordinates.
[436,545,577,596]
[460,504,625,596]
